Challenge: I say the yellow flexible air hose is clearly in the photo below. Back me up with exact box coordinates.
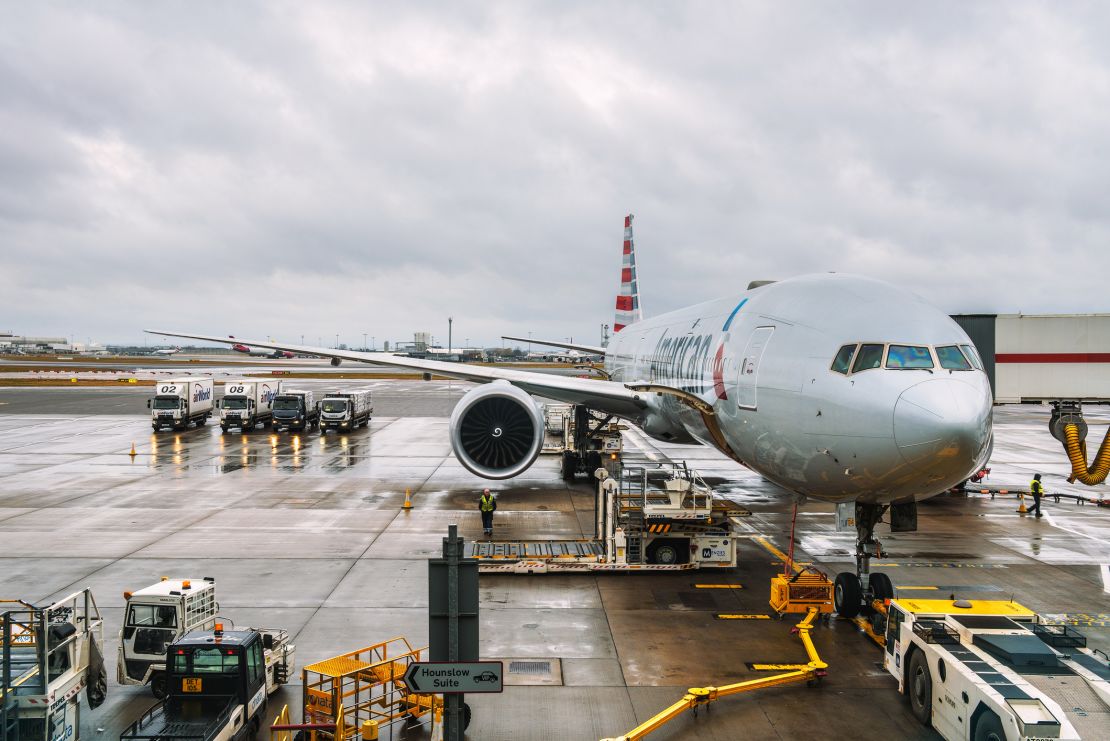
[1063,423,1110,485]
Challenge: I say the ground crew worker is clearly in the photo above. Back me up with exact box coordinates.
[1029,473,1044,518]
[479,488,497,537]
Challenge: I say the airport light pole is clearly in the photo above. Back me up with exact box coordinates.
[335,333,339,349]
[372,336,375,351]
[448,317,453,357]
[363,333,367,351]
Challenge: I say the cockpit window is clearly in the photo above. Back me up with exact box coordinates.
[831,344,857,375]
[960,344,984,371]
[936,345,972,370]
[852,344,884,373]
[886,345,934,369]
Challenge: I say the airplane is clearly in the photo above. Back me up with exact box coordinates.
[152,346,182,356]
[229,338,295,359]
[147,213,993,618]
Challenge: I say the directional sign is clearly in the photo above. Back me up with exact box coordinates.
[403,661,503,694]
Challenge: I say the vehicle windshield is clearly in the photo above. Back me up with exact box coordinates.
[936,345,972,370]
[273,398,301,411]
[831,344,856,375]
[852,344,885,373]
[152,397,181,410]
[128,604,178,629]
[960,344,984,370]
[190,647,240,674]
[322,400,348,413]
[222,398,248,410]
[886,345,934,369]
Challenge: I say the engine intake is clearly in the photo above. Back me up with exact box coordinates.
[449,382,544,479]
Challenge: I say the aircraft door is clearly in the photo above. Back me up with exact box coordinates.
[736,326,774,410]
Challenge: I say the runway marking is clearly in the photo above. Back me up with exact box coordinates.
[895,586,938,591]
[752,536,811,566]
[748,663,807,670]
[871,562,1009,569]
[1039,613,1110,627]
[1101,564,1110,595]
[694,584,743,589]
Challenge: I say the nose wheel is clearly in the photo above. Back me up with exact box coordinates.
[833,502,889,618]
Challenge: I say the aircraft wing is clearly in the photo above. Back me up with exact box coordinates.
[501,336,606,355]
[145,329,647,417]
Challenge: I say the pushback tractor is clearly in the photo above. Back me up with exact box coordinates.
[120,624,294,741]
[1,589,108,741]
[876,598,1110,740]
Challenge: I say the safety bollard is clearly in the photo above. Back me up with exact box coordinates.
[129,442,137,457]
[402,488,413,510]
[1016,492,1027,514]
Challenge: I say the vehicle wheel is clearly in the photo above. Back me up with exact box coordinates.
[221,426,229,433]
[906,648,932,725]
[868,572,894,601]
[647,541,679,565]
[150,672,166,699]
[561,452,578,480]
[196,417,206,427]
[973,710,1005,741]
[834,572,862,618]
[152,425,159,431]
[463,702,472,730]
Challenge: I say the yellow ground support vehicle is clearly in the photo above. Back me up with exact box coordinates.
[272,637,469,741]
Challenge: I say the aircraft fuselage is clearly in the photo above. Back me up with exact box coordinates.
[605,273,993,504]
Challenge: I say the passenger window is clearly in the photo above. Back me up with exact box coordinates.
[960,344,983,371]
[936,345,972,370]
[852,344,884,373]
[886,345,933,369]
[831,344,857,374]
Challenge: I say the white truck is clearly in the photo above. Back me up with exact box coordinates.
[879,597,1110,741]
[117,578,218,699]
[148,379,214,432]
[120,625,294,741]
[217,381,276,433]
[0,589,108,741]
[318,389,373,433]
[271,388,318,432]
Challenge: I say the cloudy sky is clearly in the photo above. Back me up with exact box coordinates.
[2,2,1109,347]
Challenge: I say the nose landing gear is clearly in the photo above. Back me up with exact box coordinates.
[833,502,892,618]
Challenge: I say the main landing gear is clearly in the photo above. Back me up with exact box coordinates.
[833,502,894,618]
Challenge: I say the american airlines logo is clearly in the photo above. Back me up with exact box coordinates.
[651,333,717,395]
[193,387,212,402]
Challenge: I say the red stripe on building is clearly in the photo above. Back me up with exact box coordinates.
[996,353,1110,363]
[621,268,632,283]
[615,296,633,311]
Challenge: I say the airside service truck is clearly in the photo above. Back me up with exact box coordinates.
[117,578,218,699]
[216,381,276,433]
[271,389,317,432]
[120,626,294,741]
[148,379,213,432]
[318,390,373,433]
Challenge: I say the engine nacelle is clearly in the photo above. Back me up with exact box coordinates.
[449,381,544,479]
[331,357,342,367]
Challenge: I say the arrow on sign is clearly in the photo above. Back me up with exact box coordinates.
[402,661,504,694]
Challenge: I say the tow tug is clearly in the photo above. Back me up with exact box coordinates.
[0,589,108,741]
[873,597,1110,740]
[120,624,294,741]
[118,578,218,698]
[469,463,746,574]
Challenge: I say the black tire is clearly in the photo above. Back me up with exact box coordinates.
[869,572,894,601]
[834,572,862,618]
[973,710,1006,741]
[647,540,681,565]
[150,672,166,699]
[561,452,578,480]
[196,417,206,427]
[221,426,229,433]
[906,648,932,725]
[152,425,159,432]
[463,702,472,730]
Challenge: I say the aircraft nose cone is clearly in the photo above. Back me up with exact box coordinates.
[894,377,992,480]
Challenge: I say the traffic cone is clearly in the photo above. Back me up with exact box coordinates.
[1016,492,1027,514]
[402,488,413,510]
[129,441,137,458]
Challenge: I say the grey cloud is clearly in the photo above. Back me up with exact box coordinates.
[2,2,1110,345]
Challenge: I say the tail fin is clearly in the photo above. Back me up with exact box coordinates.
[614,213,643,332]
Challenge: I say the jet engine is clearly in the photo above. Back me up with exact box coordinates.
[331,357,342,366]
[449,381,544,479]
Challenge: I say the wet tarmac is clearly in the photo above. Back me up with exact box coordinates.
[1,387,1108,740]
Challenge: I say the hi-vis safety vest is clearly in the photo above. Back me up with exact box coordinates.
[1030,479,1044,496]
[480,495,495,512]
